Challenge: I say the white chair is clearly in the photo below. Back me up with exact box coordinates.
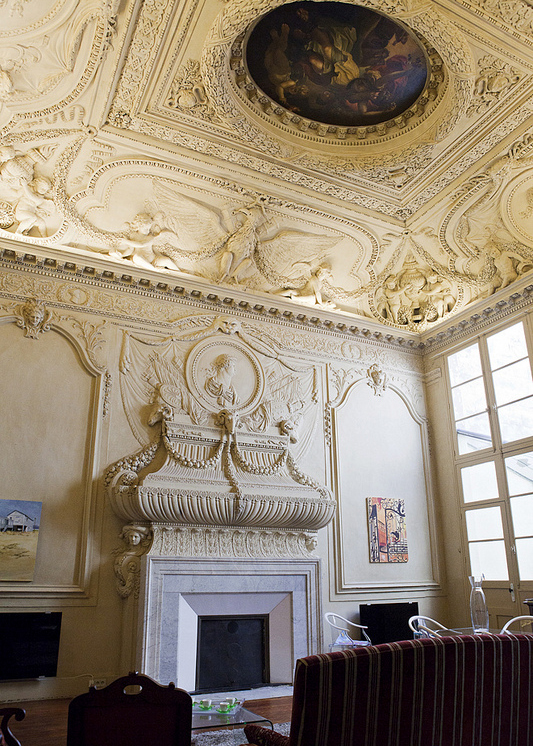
[324,612,371,651]
[500,615,533,634]
[408,615,449,638]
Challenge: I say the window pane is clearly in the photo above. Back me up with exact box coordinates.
[451,378,487,420]
[516,538,533,580]
[461,461,499,503]
[492,360,533,406]
[510,495,533,536]
[487,322,528,370]
[505,452,533,495]
[498,398,533,443]
[465,507,504,541]
[468,540,509,580]
[448,344,482,386]
[456,413,492,454]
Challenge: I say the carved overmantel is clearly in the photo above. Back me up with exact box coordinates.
[107,315,334,594]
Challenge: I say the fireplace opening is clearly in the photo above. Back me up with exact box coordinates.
[195,615,269,692]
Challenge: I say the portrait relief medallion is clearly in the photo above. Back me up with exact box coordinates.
[244,1,428,128]
[185,337,265,414]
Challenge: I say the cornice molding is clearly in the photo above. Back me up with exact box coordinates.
[0,242,427,352]
[2,242,532,354]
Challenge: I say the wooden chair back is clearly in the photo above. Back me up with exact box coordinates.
[0,708,25,746]
[67,672,192,746]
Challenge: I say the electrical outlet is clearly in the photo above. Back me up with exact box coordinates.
[93,678,107,689]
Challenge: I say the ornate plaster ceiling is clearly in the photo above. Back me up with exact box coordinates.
[1,0,533,333]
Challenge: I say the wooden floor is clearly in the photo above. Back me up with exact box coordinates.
[1,694,293,745]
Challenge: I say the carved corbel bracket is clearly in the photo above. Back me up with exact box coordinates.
[112,524,153,599]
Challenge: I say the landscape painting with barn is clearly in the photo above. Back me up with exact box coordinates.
[0,499,42,581]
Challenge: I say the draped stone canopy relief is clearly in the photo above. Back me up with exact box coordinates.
[106,314,336,593]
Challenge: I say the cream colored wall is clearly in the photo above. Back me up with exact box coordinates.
[0,260,444,701]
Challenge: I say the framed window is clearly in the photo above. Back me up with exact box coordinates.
[447,319,533,589]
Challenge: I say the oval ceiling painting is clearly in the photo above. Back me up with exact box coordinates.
[245,1,428,128]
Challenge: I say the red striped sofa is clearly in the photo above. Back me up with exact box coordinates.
[243,633,533,746]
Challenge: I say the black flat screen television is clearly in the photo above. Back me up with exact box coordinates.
[0,611,62,680]
[359,602,418,645]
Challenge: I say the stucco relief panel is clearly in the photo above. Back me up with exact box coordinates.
[0,0,117,133]
[0,297,109,600]
[326,362,435,596]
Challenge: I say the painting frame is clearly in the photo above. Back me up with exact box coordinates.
[245,1,428,128]
[367,497,408,563]
[0,499,42,581]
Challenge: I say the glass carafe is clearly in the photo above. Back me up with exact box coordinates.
[469,575,489,633]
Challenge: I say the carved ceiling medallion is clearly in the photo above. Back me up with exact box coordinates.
[227,1,446,147]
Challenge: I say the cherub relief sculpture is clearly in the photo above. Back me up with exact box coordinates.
[113,212,183,271]
[375,261,457,326]
[0,146,56,237]
[275,265,338,308]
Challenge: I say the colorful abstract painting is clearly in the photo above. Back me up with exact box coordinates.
[0,499,42,581]
[245,1,428,128]
[367,497,408,563]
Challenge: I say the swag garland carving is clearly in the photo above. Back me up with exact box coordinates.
[106,316,335,552]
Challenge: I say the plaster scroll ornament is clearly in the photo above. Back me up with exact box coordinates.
[467,55,521,117]
[166,59,217,121]
[15,298,52,339]
[366,363,387,396]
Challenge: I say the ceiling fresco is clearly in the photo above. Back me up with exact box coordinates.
[245,2,429,128]
[1,0,533,333]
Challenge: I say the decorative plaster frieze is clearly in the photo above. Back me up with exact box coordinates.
[112,521,318,597]
[148,524,319,559]
[0,248,429,351]
[458,0,533,38]
[108,0,176,126]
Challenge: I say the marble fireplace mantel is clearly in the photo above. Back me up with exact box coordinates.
[138,557,322,690]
